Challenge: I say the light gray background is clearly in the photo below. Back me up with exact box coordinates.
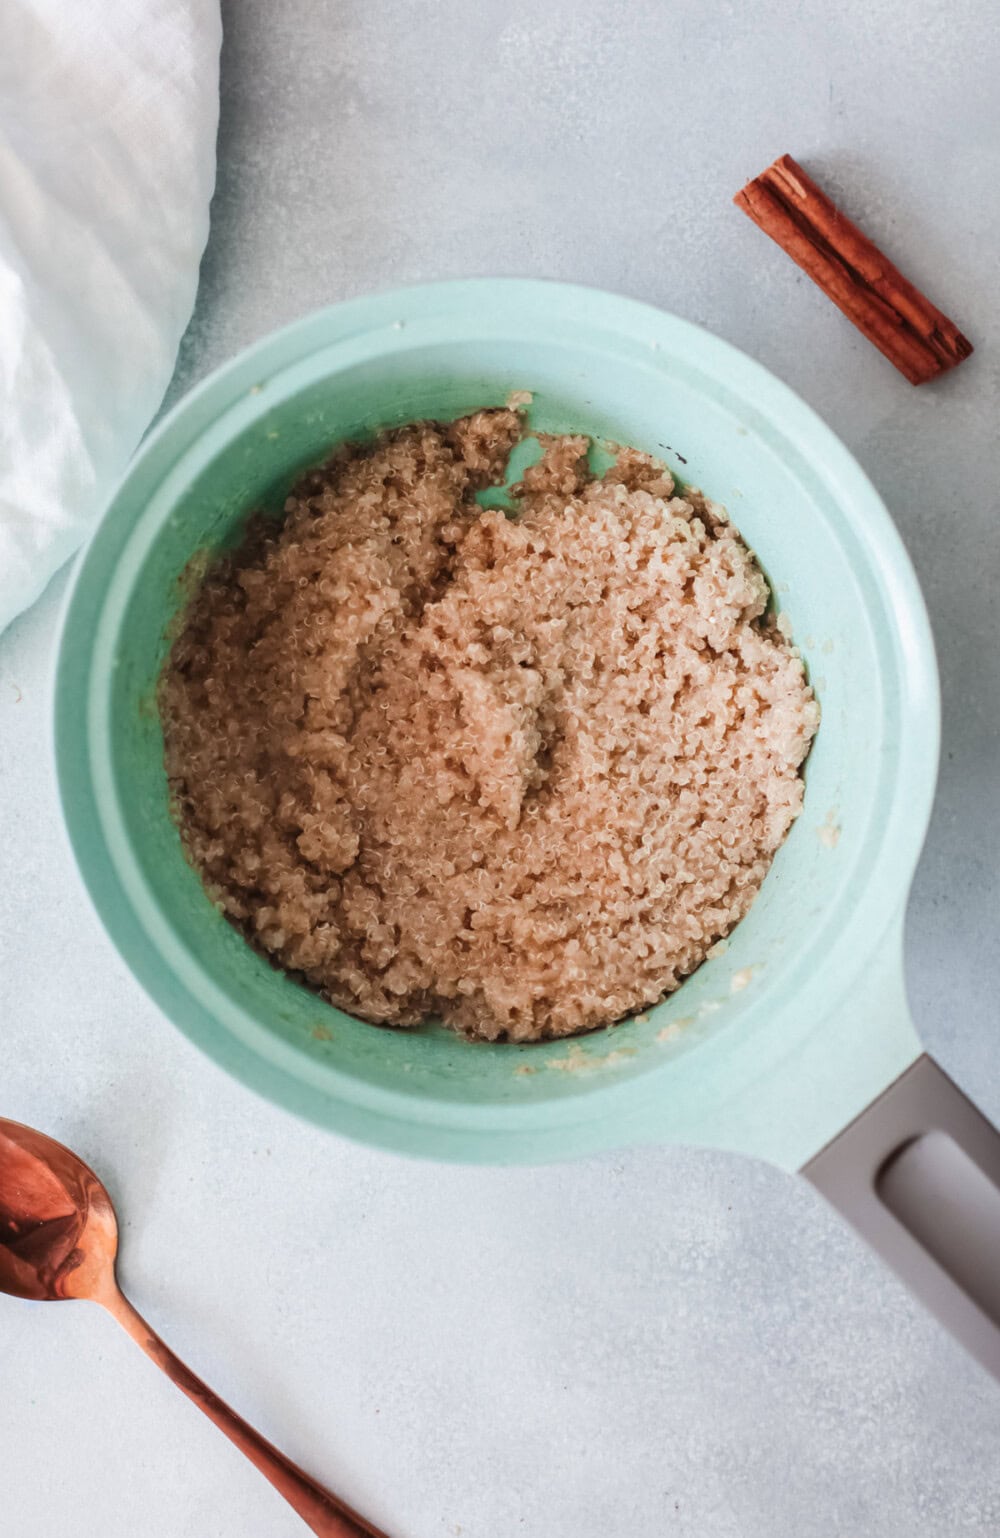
[3,1,999,1533]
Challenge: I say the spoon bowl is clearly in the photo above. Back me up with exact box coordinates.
[0,1120,118,1303]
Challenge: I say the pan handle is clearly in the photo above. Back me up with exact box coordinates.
[802,1053,1000,1380]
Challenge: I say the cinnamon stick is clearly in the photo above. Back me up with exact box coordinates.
[734,155,972,385]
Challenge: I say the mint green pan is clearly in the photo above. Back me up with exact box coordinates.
[54,281,1000,1377]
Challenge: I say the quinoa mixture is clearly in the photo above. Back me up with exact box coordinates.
[161,410,818,1042]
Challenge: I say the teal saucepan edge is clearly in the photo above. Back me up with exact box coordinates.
[53,280,940,1167]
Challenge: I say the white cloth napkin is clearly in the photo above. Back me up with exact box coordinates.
[0,0,221,635]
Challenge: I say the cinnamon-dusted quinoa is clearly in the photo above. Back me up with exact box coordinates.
[161,410,818,1042]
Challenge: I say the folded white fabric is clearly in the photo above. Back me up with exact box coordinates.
[0,0,221,634]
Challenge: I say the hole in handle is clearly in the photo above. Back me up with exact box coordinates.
[877,1131,1000,1327]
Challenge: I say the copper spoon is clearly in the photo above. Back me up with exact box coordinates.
[0,1117,389,1537]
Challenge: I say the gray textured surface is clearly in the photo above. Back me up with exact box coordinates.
[2,0,1000,1533]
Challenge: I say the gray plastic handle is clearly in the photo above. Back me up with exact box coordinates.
[802,1054,1000,1380]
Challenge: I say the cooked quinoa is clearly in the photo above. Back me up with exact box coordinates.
[161,409,818,1042]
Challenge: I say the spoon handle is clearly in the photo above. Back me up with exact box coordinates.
[102,1285,389,1537]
